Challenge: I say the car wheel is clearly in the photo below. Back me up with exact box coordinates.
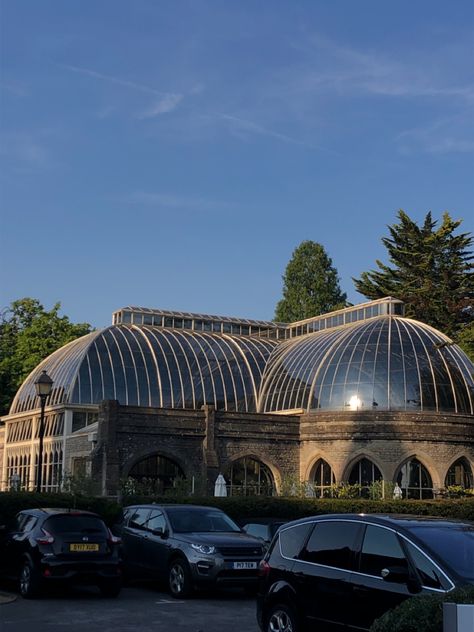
[19,560,41,599]
[99,580,122,598]
[266,604,298,632]
[168,558,192,598]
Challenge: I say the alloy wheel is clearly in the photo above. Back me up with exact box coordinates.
[169,562,185,595]
[19,563,32,597]
[268,608,295,632]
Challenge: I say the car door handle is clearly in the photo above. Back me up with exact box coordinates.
[352,585,370,594]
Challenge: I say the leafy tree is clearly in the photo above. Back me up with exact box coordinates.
[275,241,347,322]
[0,298,92,415]
[353,211,474,346]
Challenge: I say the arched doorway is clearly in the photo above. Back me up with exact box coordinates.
[348,458,382,497]
[225,456,275,496]
[128,454,185,495]
[310,458,335,498]
[445,458,473,489]
[396,458,433,499]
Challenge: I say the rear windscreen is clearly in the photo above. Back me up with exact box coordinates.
[44,515,107,535]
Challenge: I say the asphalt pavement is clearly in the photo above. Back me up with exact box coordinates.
[0,583,259,632]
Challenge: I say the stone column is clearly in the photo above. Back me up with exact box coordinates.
[91,400,121,497]
[202,405,219,495]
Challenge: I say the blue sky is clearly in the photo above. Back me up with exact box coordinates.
[1,0,473,329]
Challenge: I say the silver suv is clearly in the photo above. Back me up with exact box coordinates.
[115,504,265,597]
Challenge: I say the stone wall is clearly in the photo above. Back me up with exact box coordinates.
[91,401,300,496]
[299,410,474,488]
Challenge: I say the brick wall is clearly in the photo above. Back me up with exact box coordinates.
[299,410,474,487]
[91,401,300,496]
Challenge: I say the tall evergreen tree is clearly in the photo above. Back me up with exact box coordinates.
[0,298,92,415]
[275,241,347,322]
[353,211,474,343]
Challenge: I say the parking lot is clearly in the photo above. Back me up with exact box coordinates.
[0,583,259,632]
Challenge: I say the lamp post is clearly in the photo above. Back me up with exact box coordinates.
[34,370,53,492]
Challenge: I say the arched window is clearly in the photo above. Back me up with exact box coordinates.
[445,458,473,489]
[128,454,185,495]
[348,458,382,497]
[311,459,335,498]
[225,457,275,496]
[396,459,433,499]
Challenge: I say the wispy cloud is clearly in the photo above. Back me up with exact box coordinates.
[287,34,474,103]
[59,63,169,96]
[0,132,53,169]
[397,117,474,154]
[125,191,234,213]
[59,63,184,119]
[1,80,29,97]
[137,94,183,119]
[217,113,309,146]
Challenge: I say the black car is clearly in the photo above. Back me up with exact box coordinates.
[257,513,474,631]
[114,504,265,597]
[0,508,122,599]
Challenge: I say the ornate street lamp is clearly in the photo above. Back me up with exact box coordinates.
[34,370,53,492]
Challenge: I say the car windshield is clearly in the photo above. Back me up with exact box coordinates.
[409,524,474,580]
[166,508,241,533]
[44,515,107,535]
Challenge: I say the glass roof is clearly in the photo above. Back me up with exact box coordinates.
[10,325,277,414]
[258,316,474,415]
[9,315,474,417]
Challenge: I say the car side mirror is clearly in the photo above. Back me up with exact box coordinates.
[151,527,168,538]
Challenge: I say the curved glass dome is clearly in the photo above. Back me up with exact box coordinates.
[258,316,474,415]
[11,325,277,414]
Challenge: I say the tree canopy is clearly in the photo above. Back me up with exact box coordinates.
[0,298,92,415]
[275,240,347,322]
[353,210,474,350]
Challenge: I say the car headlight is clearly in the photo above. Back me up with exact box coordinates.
[191,543,216,555]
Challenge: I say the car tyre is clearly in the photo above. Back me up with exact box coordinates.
[266,603,298,632]
[168,558,192,598]
[99,579,122,598]
[19,560,41,599]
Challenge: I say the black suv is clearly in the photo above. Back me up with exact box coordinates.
[0,508,122,598]
[257,513,474,631]
[114,504,265,597]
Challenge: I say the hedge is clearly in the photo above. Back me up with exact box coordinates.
[0,492,121,527]
[370,585,474,632]
[1,492,473,527]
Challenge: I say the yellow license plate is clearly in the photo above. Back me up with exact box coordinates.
[69,543,99,552]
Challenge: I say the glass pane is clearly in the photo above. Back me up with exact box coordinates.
[360,525,407,576]
[303,521,359,570]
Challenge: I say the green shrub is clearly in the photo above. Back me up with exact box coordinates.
[1,492,474,530]
[370,585,474,632]
[0,491,121,527]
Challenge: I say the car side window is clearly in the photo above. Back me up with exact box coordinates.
[279,523,313,559]
[301,521,359,570]
[146,510,166,532]
[129,508,150,530]
[15,513,30,532]
[360,525,408,577]
[244,524,269,540]
[21,515,37,533]
[404,539,450,590]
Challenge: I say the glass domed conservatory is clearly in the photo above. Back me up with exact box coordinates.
[1,298,473,499]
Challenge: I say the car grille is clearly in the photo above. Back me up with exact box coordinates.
[218,546,264,557]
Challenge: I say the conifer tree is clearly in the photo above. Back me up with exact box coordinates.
[353,211,474,343]
[275,241,347,322]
